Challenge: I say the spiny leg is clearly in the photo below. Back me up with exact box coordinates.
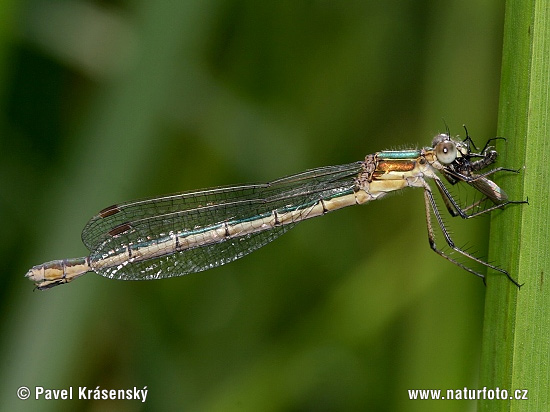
[422,184,521,288]
[445,166,521,184]
[433,177,527,219]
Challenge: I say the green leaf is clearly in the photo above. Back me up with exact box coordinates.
[480,1,550,411]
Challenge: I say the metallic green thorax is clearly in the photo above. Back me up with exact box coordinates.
[376,149,422,159]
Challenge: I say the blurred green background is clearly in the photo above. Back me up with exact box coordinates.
[0,0,507,411]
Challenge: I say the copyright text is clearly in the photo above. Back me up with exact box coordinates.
[17,386,148,402]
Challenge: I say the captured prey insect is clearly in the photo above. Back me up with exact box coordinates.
[26,132,526,290]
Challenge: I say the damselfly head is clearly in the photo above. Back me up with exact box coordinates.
[431,133,459,165]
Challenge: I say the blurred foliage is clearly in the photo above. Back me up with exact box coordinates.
[0,0,507,411]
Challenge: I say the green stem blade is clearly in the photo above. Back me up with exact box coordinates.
[480,1,550,411]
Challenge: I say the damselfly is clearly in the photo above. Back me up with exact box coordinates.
[26,132,526,290]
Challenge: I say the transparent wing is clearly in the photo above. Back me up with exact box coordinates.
[468,176,508,204]
[90,225,294,280]
[82,162,362,250]
[85,161,363,280]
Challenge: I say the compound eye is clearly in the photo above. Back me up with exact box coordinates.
[435,140,458,164]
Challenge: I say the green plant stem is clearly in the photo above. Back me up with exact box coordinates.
[479,1,550,411]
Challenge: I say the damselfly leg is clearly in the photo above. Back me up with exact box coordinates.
[424,135,527,287]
